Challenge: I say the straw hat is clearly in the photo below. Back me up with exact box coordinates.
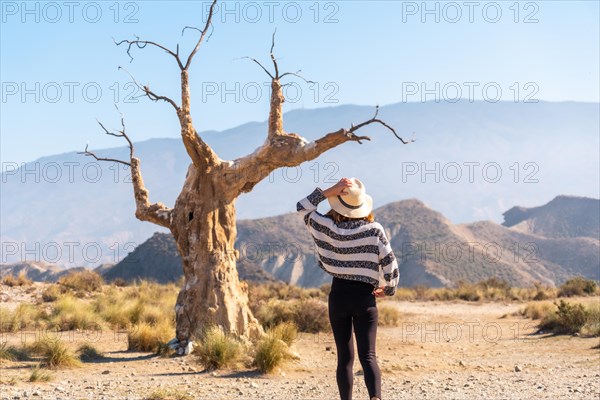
[327,178,373,218]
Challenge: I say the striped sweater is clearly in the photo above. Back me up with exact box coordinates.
[296,188,400,296]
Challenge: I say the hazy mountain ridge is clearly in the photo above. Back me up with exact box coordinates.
[502,195,600,239]
[1,101,598,267]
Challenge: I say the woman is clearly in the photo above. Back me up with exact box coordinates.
[296,177,399,400]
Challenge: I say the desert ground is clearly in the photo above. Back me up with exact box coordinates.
[1,284,599,400]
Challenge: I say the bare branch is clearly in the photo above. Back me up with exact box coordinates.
[80,108,173,229]
[225,106,409,195]
[270,29,279,79]
[80,106,134,165]
[183,0,217,70]
[181,26,203,36]
[114,36,185,70]
[78,144,131,167]
[347,105,415,144]
[118,66,180,111]
[236,56,274,79]
[279,70,315,85]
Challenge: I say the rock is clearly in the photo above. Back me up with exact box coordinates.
[250,382,259,388]
[101,370,110,375]
[184,341,194,355]
[459,360,466,367]
[514,365,522,372]
[325,346,332,351]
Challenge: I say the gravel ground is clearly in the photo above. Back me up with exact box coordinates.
[1,284,599,399]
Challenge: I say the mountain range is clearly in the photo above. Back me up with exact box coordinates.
[3,194,597,288]
[1,100,598,267]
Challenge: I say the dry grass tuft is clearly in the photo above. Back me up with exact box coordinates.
[127,320,174,353]
[41,284,64,302]
[253,332,289,374]
[0,304,45,332]
[0,342,29,362]
[520,301,556,320]
[29,365,54,382]
[255,298,330,333]
[252,323,300,374]
[378,304,401,327]
[558,277,598,297]
[195,326,242,371]
[269,321,298,346]
[30,338,81,369]
[77,343,104,361]
[2,271,32,287]
[58,270,104,293]
[49,294,104,331]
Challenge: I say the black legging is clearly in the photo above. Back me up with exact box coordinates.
[328,277,382,400]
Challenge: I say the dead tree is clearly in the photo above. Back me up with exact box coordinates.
[81,0,411,353]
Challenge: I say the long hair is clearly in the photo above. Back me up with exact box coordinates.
[326,209,375,224]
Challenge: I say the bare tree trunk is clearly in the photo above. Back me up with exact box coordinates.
[170,165,260,346]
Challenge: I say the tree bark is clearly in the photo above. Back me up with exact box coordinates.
[170,164,260,346]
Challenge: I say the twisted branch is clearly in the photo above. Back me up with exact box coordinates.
[79,106,172,229]
[119,66,180,111]
[114,36,185,70]
[347,105,415,144]
[183,0,217,70]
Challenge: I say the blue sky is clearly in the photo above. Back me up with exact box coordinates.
[1,0,599,167]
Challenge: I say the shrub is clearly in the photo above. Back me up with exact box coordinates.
[128,320,174,352]
[29,365,53,382]
[0,343,29,362]
[532,282,556,301]
[0,304,44,332]
[393,287,417,301]
[520,301,556,320]
[539,300,590,335]
[42,284,63,302]
[195,326,242,371]
[293,299,330,333]
[254,299,296,329]
[269,322,298,346]
[49,295,104,331]
[581,302,600,337]
[77,344,104,361]
[112,278,129,287]
[30,339,81,369]
[58,270,104,293]
[253,333,289,374]
[413,285,428,300]
[2,271,32,287]
[378,305,401,327]
[478,277,510,291]
[558,277,598,297]
[456,282,481,302]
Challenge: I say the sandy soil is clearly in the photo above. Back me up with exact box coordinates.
[1,285,599,400]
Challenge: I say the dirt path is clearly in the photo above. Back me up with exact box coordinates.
[1,297,599,399]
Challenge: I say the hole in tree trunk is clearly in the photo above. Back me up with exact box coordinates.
[188,211,194,221]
